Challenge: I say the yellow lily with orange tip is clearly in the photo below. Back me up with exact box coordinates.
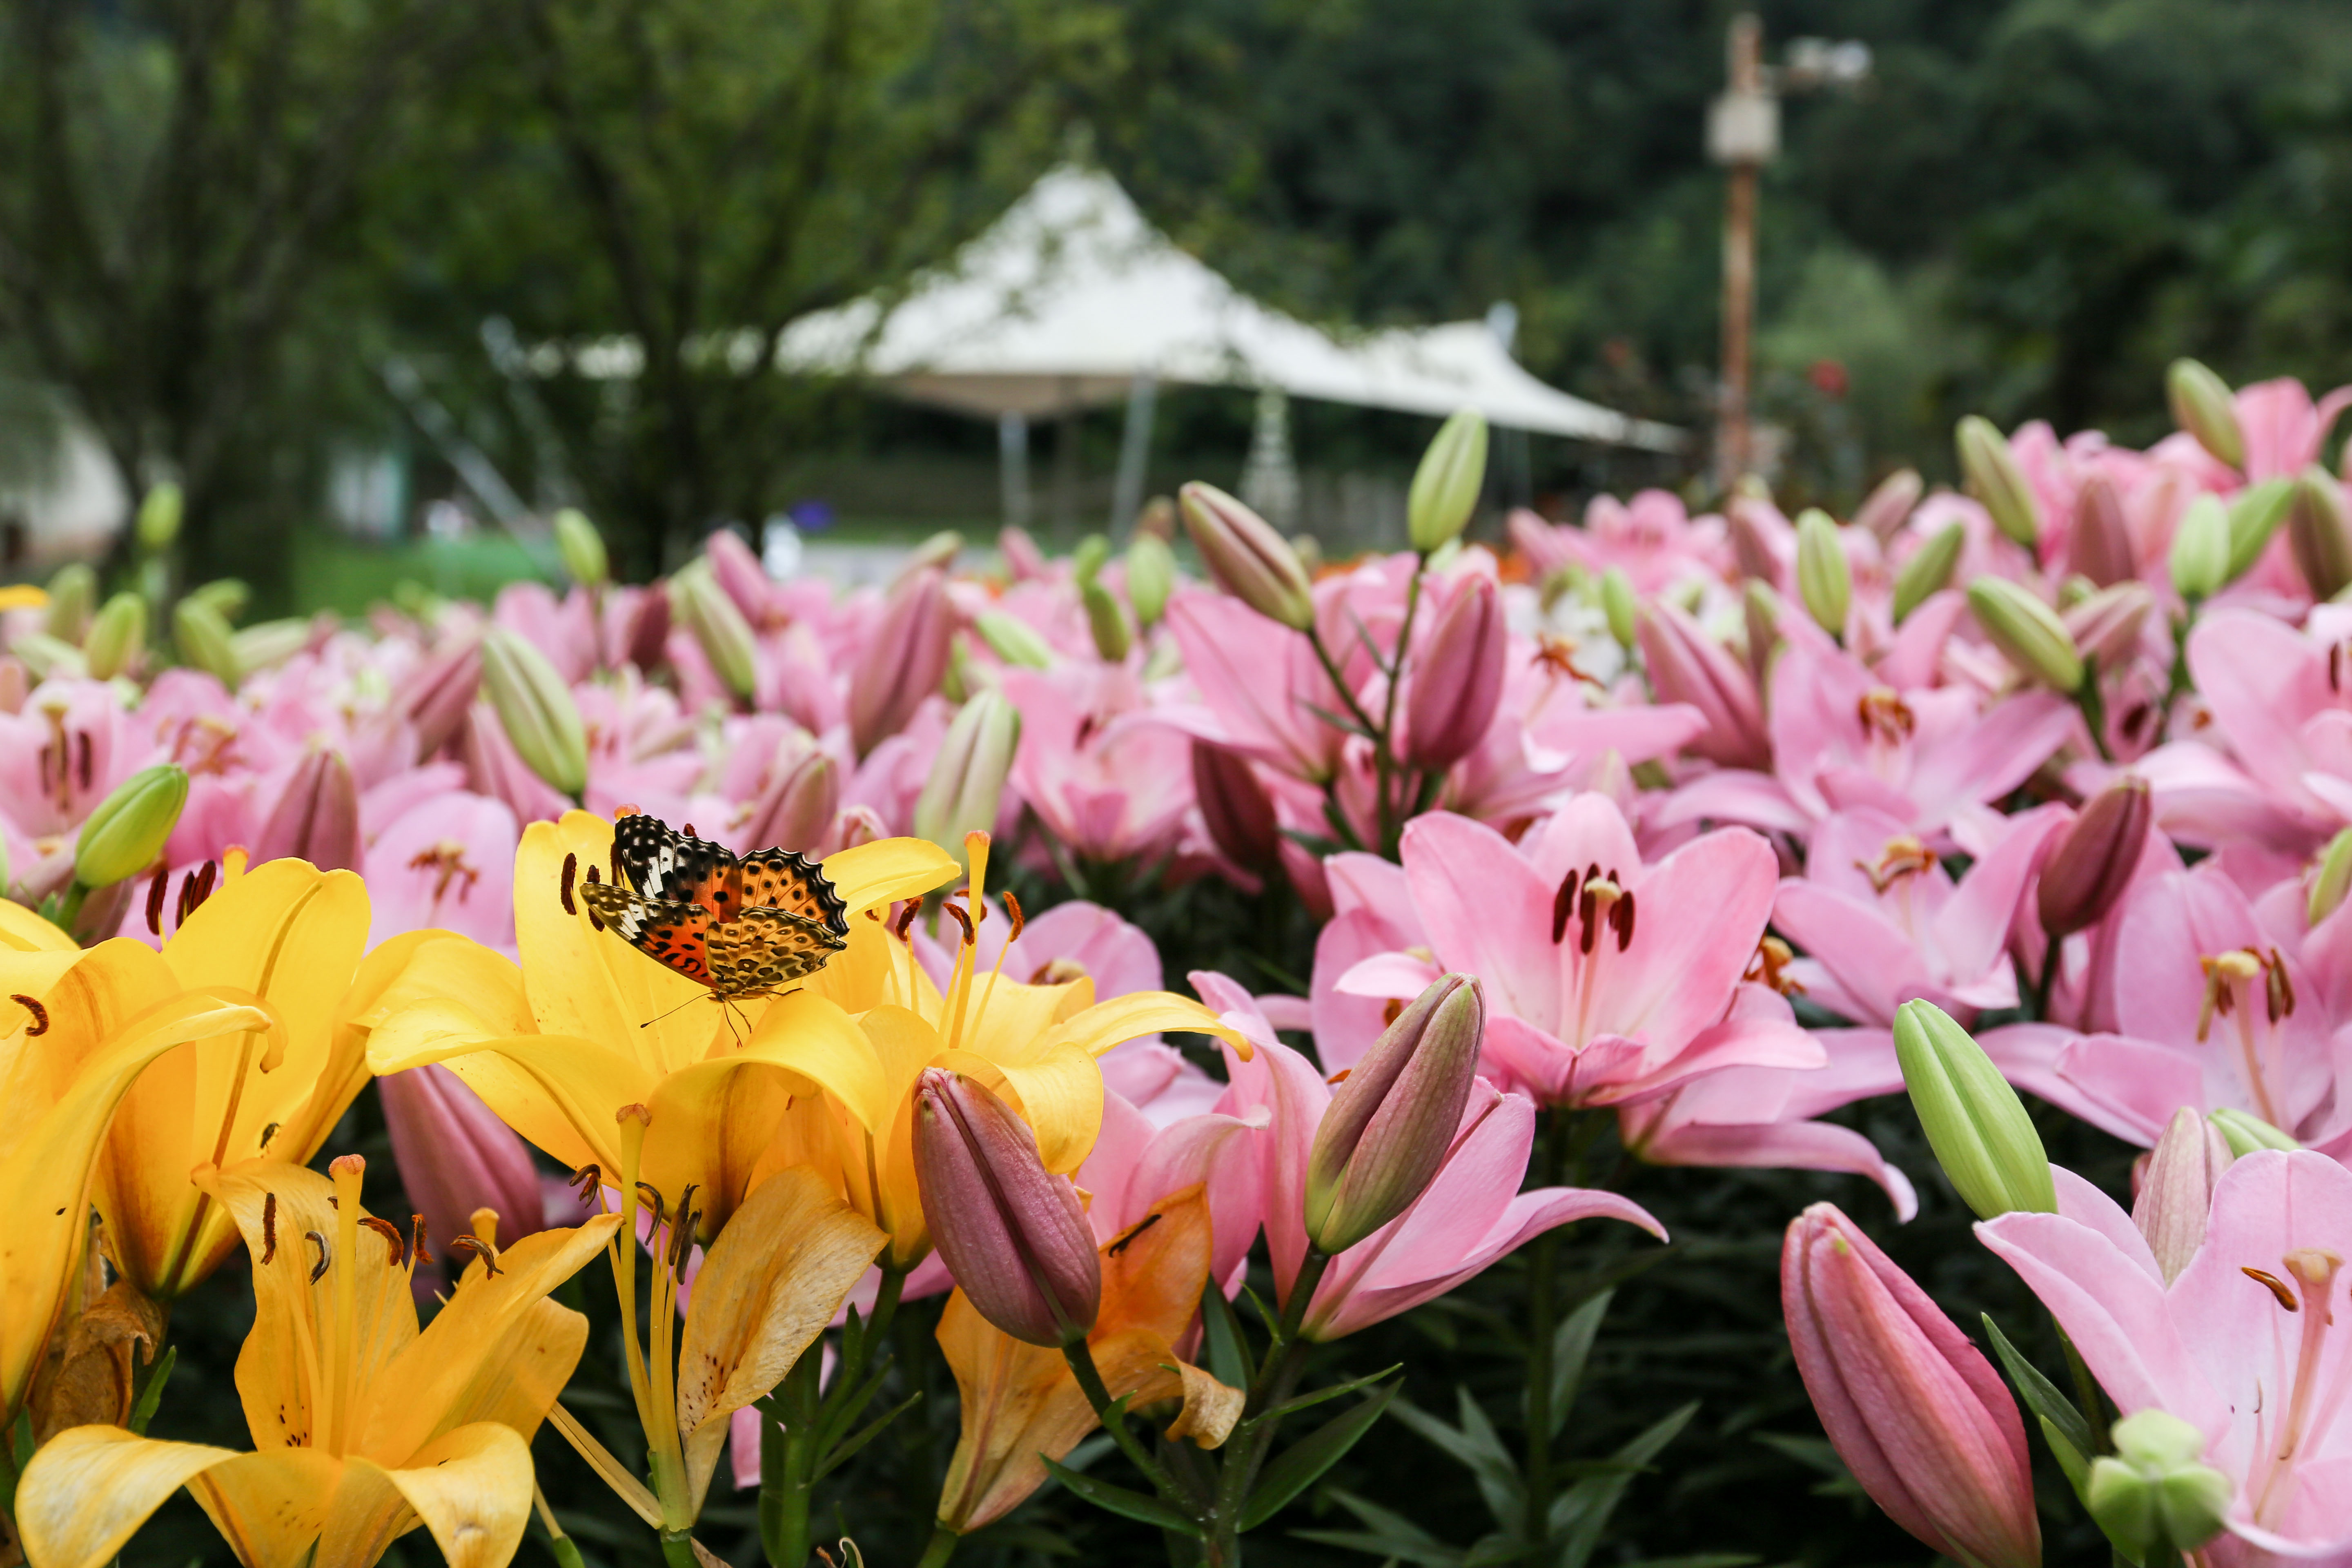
[0,901,278,1430]
[14,1156,620,1568]
[760,834,1248,1266]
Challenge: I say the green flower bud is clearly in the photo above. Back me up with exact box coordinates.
[2208,1107,2298,1156]
[2226,477,2293,583]
[1893,1000,2057,1220]
[1082,577,1132,663]
[1072,533,1111,586]
[2310,826,2352,926]
[174,597,243,686]
[1892,522,1966,625]
[1956,416,2041,549]
[1179,483,1315,630]
[554,508,610,588]
[10,633,86,682]
[1795,508,1851,636]
[1600,567,1638,650]
[2087,1410,2231,1564]
[2289,466,2352,601]
[1124,533,1176,628]
[82,593,146,681]
[974,609,1054,669]
[913,689,1020,862]
[2167,359,2244,470]
[232,619,314,675]
[902,530,964,579]
[186,578,250,623]
[1967,577,2083,692]
[672,564,757,701]
[134,483,184,552]
[480,628,588,797]
[1408,409,1490,554]
[2169,495,2231,601]
[75,764,189,888]
[45,562,95,643]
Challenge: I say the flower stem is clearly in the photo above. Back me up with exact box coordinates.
[760,1266,908,1568]
[1062,1336,1184,1499]
[1523,1107,1569,1546]
[914,1525,960,1568]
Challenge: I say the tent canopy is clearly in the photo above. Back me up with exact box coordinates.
[770,167,1683,452]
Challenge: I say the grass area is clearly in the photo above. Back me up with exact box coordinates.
[293,529,559,617]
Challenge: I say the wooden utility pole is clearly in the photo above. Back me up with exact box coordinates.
[1710,15,1773,490]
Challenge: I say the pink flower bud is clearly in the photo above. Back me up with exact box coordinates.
[612,586,672,674]
[1178,482,1314,631]
[706,530,775,625]
[1635,601,1768,768]
[1783,1203,2040,1568]
[2060,582,2154,669]
[739,747,838,853]
[913,1068,1100,1346]
[1403,577,1506,773]
[1853,468,1923,542]
[253,748,361,873]
[2036,777,2151,938]
[397,640,482,762]
[2131,1106,2231,1284]
[380,1064,551,1258]
[998,526,1049,583]
[1191,742,1281,873]
[2071,473,2138,587]
[1305,973,1485,1254]
[848,566,954,757]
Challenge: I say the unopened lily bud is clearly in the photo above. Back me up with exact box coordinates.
[1599,567,1637,649]
[480,628,588,797]
[999,525,1048,582]
[2226,478,2292,581]
[740,749,837,852]
[1957,416,2041,550]
[1895,1000,2056,1220]
[1072,533,1111,586]
[913,1067,1099,1347]
[617,586,671,673]
[1134,494,1177,541]
[232,618,312,675]
[76,764,189,888]
[913,689,1020,861]
[1408,409,1489,554]
[186,578,249,623]
[83,593,146,680]
[1725,496,1781,584]
[2288,466,2352,601]
[1636,601,1769,768]
[2208,1107,2297,1157]
[1795,509,1851,636]
[1124,534,1176,628]
[398,640,482,760]
[1967,578,2083,692]
[849,566,954,755]
[1180,482,1315,630]
[2169,495,2230,601]
[2087,1410,2231,1563]
[254,748,361,872]
[1784,1203,2040,1568]
[134,483,183,552]
[2037,777,2151,938]
[2071,474,2138,587]
[672,564,758,701]
[2311,827,2352,925]
[554,509,609,588]
[1404,576,1506,773]
[1892,521,1966,625]
[973,610,1053,669]
[899,530,964,580]
[2131,1107,2232,1284]
[45,563,95,643]
[1192,742,1281,873]
[1081,578,1132,663]
[1853,468,1922,541]
[1305,973,1485,1253]
[2060,583,2153,669]
[2166,359,2244,470]
[173,597,242,686]
[10,633,84,682]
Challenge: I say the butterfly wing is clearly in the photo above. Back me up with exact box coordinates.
[736,849,850,938]
[705,908,848,996]
[579,880,719,989]
[615,813,742,922]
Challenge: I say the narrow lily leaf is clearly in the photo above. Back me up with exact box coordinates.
[812,1358,896,1457]
[1554,1401,1697,1568]
[1980,1312,2096,1462]
[1390,1391,1523,1530]
[1038,1455,1203,1536]
[126,1345,176,1436]
[1294,1487,1466,1568]
[814,1391,924,1481]
[1199,1284,1252,1391]
[1250,1362,1403,1427]
[1544,1290,1612,1439]
[1239,1381,1399,1530]
[2036,1412,2091,1498]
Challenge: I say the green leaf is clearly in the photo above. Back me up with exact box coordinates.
[2036,1412,2091,1501]
[1240,1382,1399,1530]
[1039,1456,1202,1537]
[813,1391,922,1481]
[1541,1290,1612,1439]
[1553,1401,1698,1568]
[127,1343,177,1437]
[1751,1433,1866,1501]
[1251,1363,1403,1428]
[1199,1283,1252,1392]
[1981,1313,2096,1461]
[1391,1390,1524,1532]
[1294,1488,1466,1568]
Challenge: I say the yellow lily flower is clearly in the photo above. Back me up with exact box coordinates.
[0,584,45,613]
[763,834,1248,1266]
[13,1156,620,1568]
[0,904,278,1429]
[935,1183,1243,1532]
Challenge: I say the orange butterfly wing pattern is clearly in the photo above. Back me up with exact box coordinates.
[596,814,848,999]
[578,880,719,989]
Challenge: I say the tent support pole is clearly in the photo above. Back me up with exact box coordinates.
[1109,372,1158,535]
[998,412,1030,528]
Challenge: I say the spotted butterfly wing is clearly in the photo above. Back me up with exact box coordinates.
[736,849,850,938]
[597,813,847,998]
[706,908,845,995]
[613,814,737,916]
[577,880,718,988]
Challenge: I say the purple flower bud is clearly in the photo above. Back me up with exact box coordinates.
[615,586,672,674]
[1403,577,1506,773]
[1636,601,1769,769]
[1304,973,1485,1254]
[1179,482,1314,631]
[254,748,361,873]
[848,566,954,756]
[913,1068,1100,1347]
[706,529,775,624]
[2071,473,2138,587]
[1853,468,1923,541]
[739,747,838,853]
[397,640,482,762]
[1191,742,1281,873]
[2131,1106,2232,1284]
[380,1064,551,1259]
[2060,582,2154,669]
[2289,465,2352,602]
[2036,777,2151,938]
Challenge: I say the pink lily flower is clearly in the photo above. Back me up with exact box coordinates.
[2231,376,2352,481]
[1333,797,1823,1108]
[494,581,601,683]
[1507,492,1732,597]
[363,789,519,947]
[1195,970,1662,1340]
[1161,589,1348,784]
[1979,1149,2352,1562]
[1080,1087,1267,1297]
[378,1063,552,1256]
[1001,664,1194,866]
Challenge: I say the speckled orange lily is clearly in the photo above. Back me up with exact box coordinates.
[13,1156,619,1568]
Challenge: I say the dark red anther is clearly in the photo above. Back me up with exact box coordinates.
[1550,869,1581,945]
[360,1216,408,1265]
[1579,886,1601,955]
[943,900,975,944]
[145,866,169,935]
[75,731,91,792]
[560,853,578,915]
[1004,889,1027,943]
[893,902,919,942]
[446,1234,501,1277]
[261,1192,278,1263]
[12,995,48,1037]
[305,1232,331,1284]
[1615,891,1637,952]
[409,1214,433,1266]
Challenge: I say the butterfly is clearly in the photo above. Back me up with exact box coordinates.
[575,813,849,1001]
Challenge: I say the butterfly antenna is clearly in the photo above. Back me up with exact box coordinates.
[639,992,714,1030]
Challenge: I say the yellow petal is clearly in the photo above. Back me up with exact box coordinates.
[365,1026,653,1179]
[821,837,960,913]
[191,1447,346,1568]
[741,989,895,1134]
[1042,991,1247,1062]
[1163,1361,1244,1448]
[639,1056,800,1228]
[14,1425,248,1568]
[0,584,47,612]
[355,933,533,1040]
[0,898,76,954]
[674,1168,886,1513]
[989,1038,1106,1176]
[332,1423,535,1568]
